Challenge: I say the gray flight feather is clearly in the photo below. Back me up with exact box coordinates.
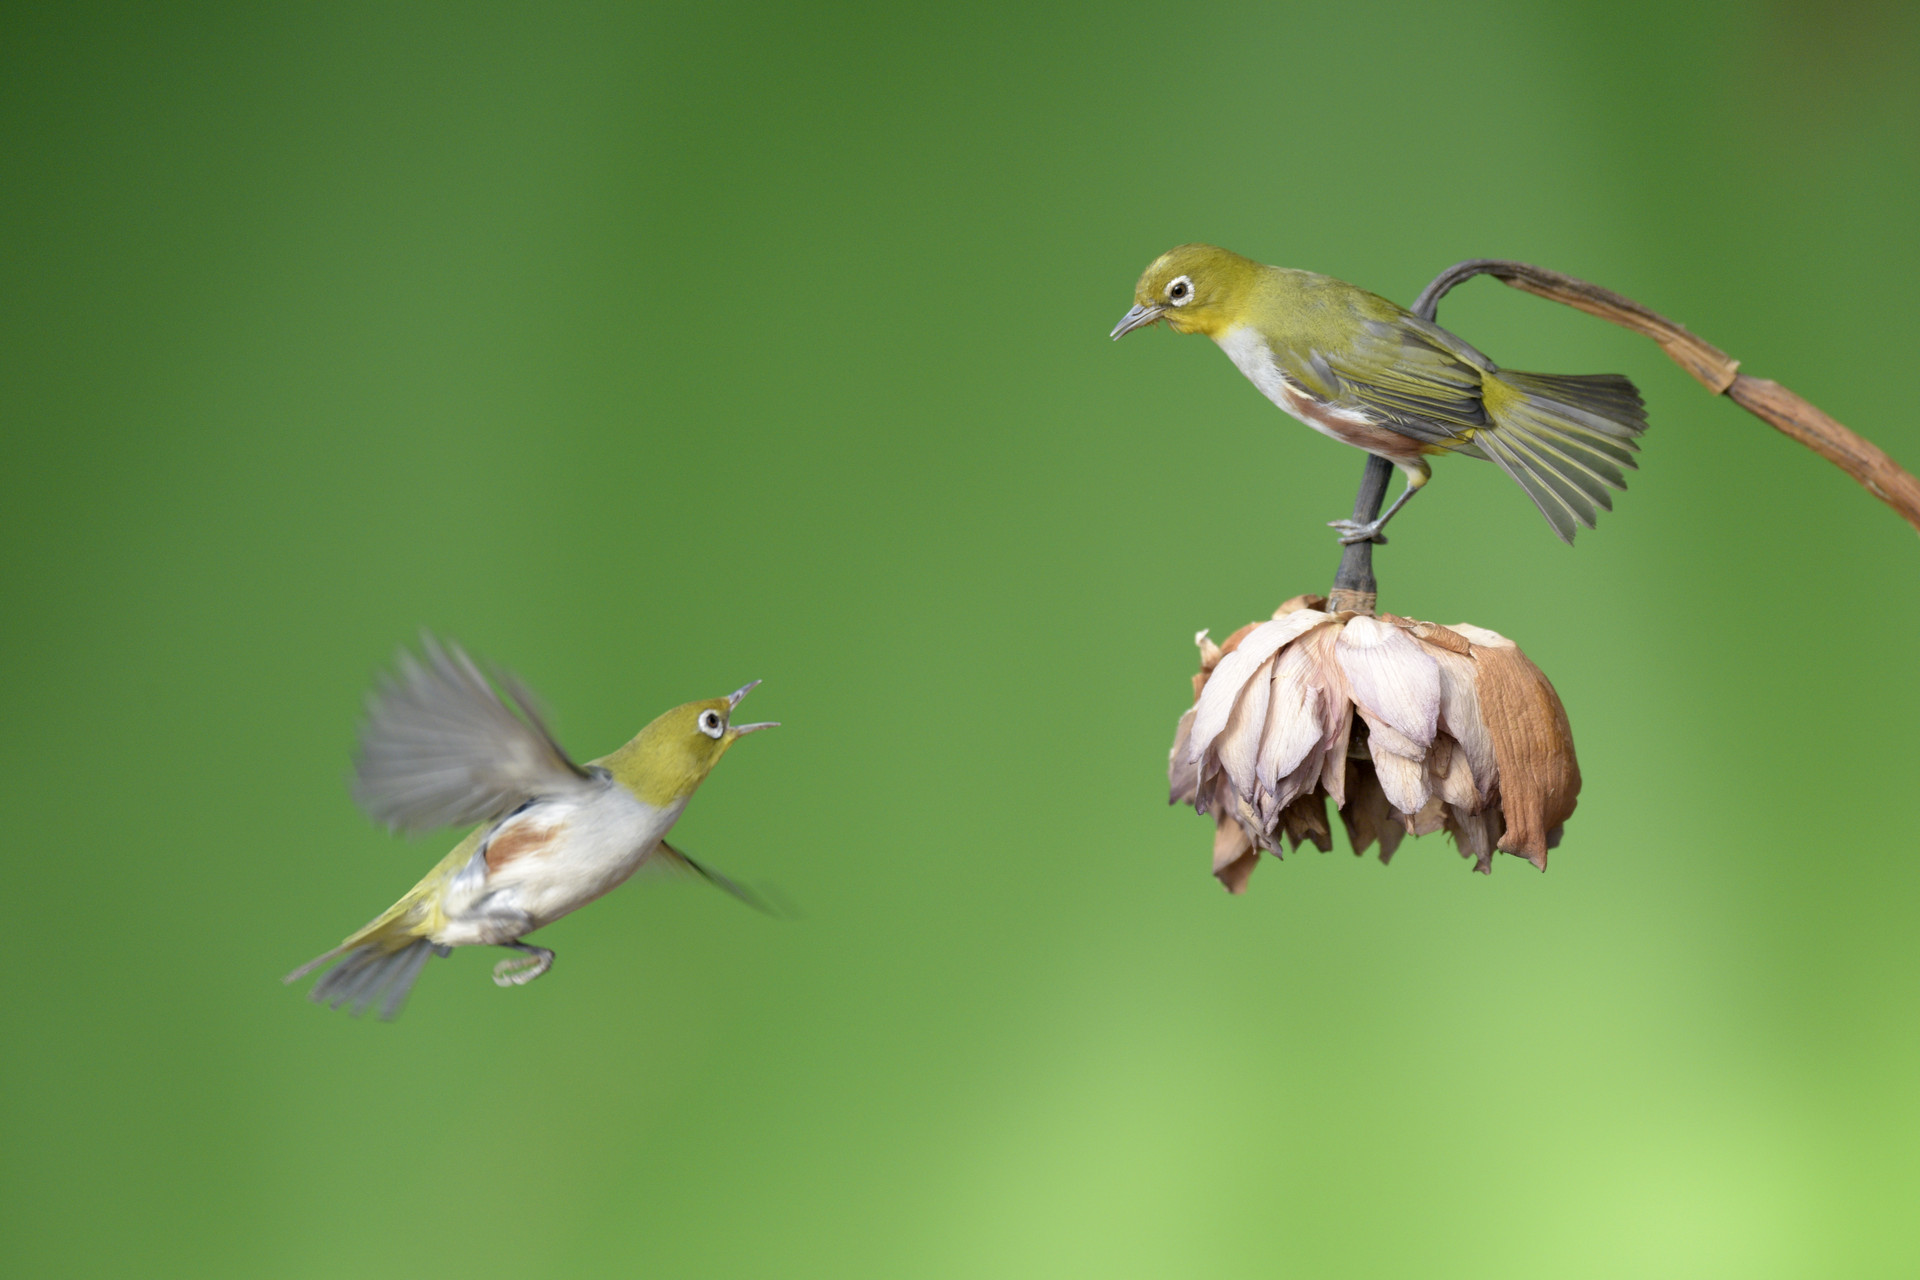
[305,939,439,1021]
[351,634,594,833]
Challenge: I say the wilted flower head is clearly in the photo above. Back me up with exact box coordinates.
[1170,595,1580,893]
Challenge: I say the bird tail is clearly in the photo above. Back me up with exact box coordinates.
[284,934,440,1021]
[1472,371,1648,543]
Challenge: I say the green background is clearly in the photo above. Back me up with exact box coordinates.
[6,2,1919,1276]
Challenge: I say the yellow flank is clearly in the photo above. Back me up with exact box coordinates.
[333,829,479,952]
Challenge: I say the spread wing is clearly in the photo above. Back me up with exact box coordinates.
[1268,276,1494,448]
[351,634,595,833]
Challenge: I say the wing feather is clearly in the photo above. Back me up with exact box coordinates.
[1266,280,1494,448]
[351,635,594,833]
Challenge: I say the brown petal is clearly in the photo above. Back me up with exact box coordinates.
[1195,629,1223,670]
[1275,594,1329,617]
[1403,793,1448,837]
[1279,791,1334,852]
[1168,708,1198,805]
[1338,760,1405,864]
[1467,633,1580,869]
[1404,619,1473,655]
[1444,803,1502,873]
[1213,817,1259,894]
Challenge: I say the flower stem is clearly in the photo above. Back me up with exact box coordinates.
[1327,458,1391,615]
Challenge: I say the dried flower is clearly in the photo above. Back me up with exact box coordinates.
[1171,595,1580,893]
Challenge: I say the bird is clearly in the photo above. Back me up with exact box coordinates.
[1110,244,1648,544]
[286,635,778,1019]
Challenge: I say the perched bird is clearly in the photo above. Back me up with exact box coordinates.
[1111,244,1648,543]
[286,636,777,1019]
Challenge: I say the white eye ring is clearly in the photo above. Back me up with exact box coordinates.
[698,709,725,739]
[1165,275,1194,306]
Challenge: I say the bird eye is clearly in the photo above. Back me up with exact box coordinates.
[1165,275,1193,306]
[698,709,725,739]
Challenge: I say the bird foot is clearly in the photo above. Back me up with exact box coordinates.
[1329,518,1388,546]
[492,946,554,987]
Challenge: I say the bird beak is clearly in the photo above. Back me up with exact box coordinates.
[726,679,777,734]
[1109,303,1164,340]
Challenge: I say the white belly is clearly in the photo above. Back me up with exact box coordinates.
[435,784,686,943]
[1214,324,1378,444]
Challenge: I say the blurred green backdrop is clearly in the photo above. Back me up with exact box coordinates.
[5,1,1919,1276]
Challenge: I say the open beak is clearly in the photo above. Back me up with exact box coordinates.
[1109,303,1164,340]
[726,679,778,735]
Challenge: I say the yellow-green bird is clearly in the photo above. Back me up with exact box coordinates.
[286,636,777,1019]
[1111,244,1648,543]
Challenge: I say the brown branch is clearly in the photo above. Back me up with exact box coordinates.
[1415,259,1920,535]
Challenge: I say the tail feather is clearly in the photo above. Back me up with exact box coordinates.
[288,937,438,1021]
[1480,370,1649,543]
[1507,371,1649,431]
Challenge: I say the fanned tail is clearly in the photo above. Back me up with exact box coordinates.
[1475,371,1648,543]
[284,936,440,1021]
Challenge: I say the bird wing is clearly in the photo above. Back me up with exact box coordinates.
[352,635,596,833]
[1269,292,1493,447]
[650,840,781,916]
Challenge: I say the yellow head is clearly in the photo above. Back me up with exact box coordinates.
[598,681,778,808]
[1109,243,1262,341]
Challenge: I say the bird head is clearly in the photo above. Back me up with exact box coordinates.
[603,681,778,807]
[1110,243,1260,342]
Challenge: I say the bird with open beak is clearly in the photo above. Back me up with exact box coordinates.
[287,636,778,1019]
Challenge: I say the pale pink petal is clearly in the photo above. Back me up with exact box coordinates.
[1447,622,1513,649]
[1187,611,1330,763]
[1298,624,1355,807]
[1366,738,1431,815]
[1335,616,1440,750]
[1216,656,1274,799]
[1256,642,1323,793]
[1425,646,1497,802]
[1431,732,1482,810]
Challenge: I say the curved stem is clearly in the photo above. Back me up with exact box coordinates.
[1415,259,1920,534]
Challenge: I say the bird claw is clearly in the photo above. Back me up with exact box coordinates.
[1328,518,1388,546]
[492,947,554,987]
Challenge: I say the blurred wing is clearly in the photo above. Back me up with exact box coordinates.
[352,634,594,832]
[1271,292,1493,447]
[649,840,783,917]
